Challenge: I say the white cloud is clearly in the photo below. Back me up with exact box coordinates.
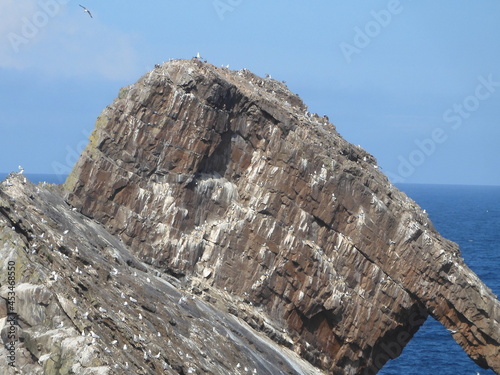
[0,0,140,81]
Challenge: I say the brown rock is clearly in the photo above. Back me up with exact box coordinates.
[63,59,500,374]
[61,59,500,374]
[1,59,498,374]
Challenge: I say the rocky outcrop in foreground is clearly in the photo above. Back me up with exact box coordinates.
[2,59,500,374]
[1,175,322,374]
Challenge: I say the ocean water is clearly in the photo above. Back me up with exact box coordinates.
[380,184,500,375]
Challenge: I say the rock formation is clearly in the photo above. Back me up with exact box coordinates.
[1,59,500,374]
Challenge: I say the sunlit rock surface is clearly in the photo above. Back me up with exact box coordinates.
[1,59,499,374]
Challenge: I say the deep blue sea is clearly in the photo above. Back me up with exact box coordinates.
[1,174,498,374]
[380,184,500,375]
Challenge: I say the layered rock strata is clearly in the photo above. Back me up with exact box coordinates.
[0,174,322,374]
[0,59,499,374]
[62,59,500,374]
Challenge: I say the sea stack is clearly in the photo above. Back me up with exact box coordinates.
[1,59,499,374]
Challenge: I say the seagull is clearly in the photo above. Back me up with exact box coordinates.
[79,4,93,18]
[38,354,51,364]
[18,165,24,174]
[447,328,458,334]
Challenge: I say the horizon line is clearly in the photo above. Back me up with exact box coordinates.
[1,172,499,188]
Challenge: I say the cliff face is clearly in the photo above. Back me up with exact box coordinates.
[0,175,322,375]
[1,59,499,374]
[62,59,500,373]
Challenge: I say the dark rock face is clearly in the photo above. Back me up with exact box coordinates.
[0,175,322,375]
[1,59,499,374]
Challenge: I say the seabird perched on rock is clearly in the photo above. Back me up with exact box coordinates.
[79,4,93,18]
[18,165,24,174]
[38,354,51,364]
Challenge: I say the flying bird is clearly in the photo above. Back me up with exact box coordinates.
[79,4,93,18]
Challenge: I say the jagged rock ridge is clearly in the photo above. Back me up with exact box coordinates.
[1,59,500,374]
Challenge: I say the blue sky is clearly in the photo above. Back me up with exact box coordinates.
[1,0,499,185]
